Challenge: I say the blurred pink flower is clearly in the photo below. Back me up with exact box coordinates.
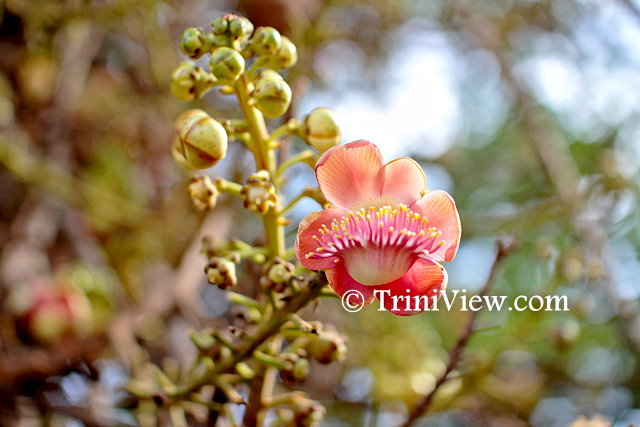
[295,140,461,316]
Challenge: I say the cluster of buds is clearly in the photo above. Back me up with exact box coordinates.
[205,255,239,289]
[172,109,228,170]
[188,175,219,210]
[259,257,296,292]
[241,170,278,214]
[7,278,94,344]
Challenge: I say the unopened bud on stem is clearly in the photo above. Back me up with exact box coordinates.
[210,47,245,84]
[172,109,228,170]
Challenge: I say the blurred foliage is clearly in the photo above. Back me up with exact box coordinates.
[1,0,640,425]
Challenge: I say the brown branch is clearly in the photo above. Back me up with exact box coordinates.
[401,239,515,426]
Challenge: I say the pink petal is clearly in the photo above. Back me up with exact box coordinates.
[315,140,385,209]
[410,190,461,262]
[372,257,447,316]
[381,157,426,205]
[295,208,345,270]
[325,261,376,304]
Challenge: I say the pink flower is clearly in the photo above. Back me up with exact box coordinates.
[295,140,461,316]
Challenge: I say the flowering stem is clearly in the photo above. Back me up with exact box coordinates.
[401,239,516,426]
[234,74,285,258]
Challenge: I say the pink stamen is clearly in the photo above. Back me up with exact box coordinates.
[305,205,445,261]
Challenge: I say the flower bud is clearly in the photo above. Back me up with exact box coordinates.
[251,26,282,55]
[180,28,211,59]
[188,175,219,211]
[210,47,245,84]
[304,108,341,152]
[9,279,93,344]
[172,109,228,170]
[171,62,216,101]
[265,36,298,70]
[211,14,254,41]
[280,351,310,385]
[253,74,292,118]
[205,257,238,289]
[310,329,347,364]
[241,170,278,214]
[291,398,325,427]
[260,257,295,292]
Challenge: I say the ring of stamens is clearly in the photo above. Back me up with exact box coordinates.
[305,204,445,262]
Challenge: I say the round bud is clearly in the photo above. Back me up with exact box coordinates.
[210,47,245,84]
[173,109,228,170]
[210,16,229,35]
[180,28,210,59]
[304,108,341,152]
[280,352,310,385]
[266,36,298,70]
[171,62,215,101]
[188,175,219,211]
[253,75,292,118]
[228,15,254,40]
[310,330,347,364]
[251,26,282,55]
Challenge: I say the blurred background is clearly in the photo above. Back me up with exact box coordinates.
[1,0,640,425]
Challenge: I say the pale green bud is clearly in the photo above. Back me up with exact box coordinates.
[304,108,341,152]
[253,75,292,118]
[210,47,245,83]
[252,26,282,55]
[265,36,297,70]
[172,109,228,170]
[171,62,215,101]
[180,27,210,59]
[280,352,310,385]
[211,14,254,42]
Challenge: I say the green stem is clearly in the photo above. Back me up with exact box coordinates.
[234,74,285,258]
[276,149,316,179]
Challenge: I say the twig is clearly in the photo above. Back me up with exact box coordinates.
[401,239,515,426]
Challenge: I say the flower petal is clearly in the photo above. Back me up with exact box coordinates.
[325,261,376,304]
[295,208,346,270]
[381,157,426,205]
[373,257,447,316]
[315,140,385,209]
[410,190,461,262]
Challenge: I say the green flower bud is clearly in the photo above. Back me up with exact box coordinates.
[260,257,295,292]
[252,26,282,55]
[310,330,347,364]
[304,108,341,152]
[188,175,219,211]
[280,352,310,385]
[265,36,298,70]
[171,62,216,101]
[253,75,292,118]
[205,257,238,289]
[180,27,211,59]
[210,47,245,84]
[211,14,254,42]
[240,170,278,214]
[172,109,228,170]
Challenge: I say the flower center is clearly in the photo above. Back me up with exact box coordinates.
[305,205,446,285]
